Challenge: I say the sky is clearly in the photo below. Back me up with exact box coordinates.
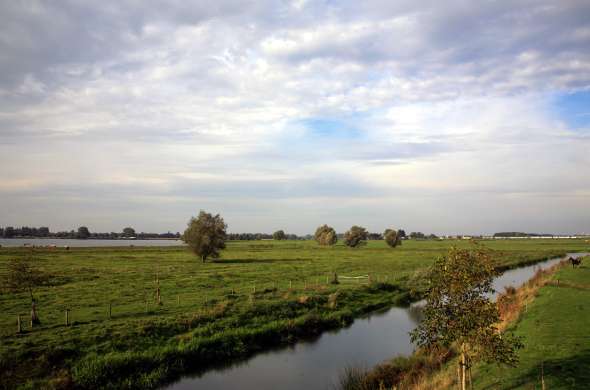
[0,1,589,235]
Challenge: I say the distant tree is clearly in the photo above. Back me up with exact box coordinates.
[182,211,227,262]
[38,227,50,237]
[4,226,15,238]
[410,246,523,390]
[397,229,406,239]
[384,228,402,248]
[368,232,383,240]
[409,231,425,239]
[77,226,90,239]
[314,224,338,246]
[427,233,439,240]
[273,230,286,240]
[343,226,368,248]
[122,227,136,237]
[2,252,50,326]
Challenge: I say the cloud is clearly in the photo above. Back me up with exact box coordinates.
[0,1,589,234]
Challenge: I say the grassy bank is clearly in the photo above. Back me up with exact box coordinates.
[474,258,590,389]
[0,239,587,389]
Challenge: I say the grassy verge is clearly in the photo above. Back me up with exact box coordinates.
[0,239,587,389]
[474,257,590,389]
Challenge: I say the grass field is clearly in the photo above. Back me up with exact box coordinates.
[0,239,588,389]
[474,259,590,389]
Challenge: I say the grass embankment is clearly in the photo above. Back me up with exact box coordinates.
[0,239,586,389]
[475,258,590,389]
[347,255,589,390]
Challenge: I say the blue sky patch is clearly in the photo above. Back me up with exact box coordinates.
[299,117,364,139]
[553,90,590,129]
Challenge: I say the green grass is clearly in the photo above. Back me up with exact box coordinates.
[0,238,587,389]
[475,259,590,389]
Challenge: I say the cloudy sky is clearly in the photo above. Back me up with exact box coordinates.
[1,1,589,235]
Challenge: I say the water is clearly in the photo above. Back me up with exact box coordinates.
[167,253,587,390]
[0,238,184,247]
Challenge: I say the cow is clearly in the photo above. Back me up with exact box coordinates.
[569,257,582,268]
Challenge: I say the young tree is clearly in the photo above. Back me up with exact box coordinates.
[384,228,402,248]
[343,226,368,248]
[314,224,338,246]
[410,246,522,390]
[2,253,50,326]
[272,230,286,240]
[182,211,227,262]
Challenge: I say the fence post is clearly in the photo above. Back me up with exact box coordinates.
[177,295,180,305]
[65,309,70,326]
[17,314,22,333]
[289,280,292,289]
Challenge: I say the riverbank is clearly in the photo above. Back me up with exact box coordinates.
[346,255,589,390]
[0,240,587,389]
[474,257,590,388]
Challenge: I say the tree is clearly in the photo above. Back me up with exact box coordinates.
[314,224,337,246]
[38,227,50,237]
[410,246,522,390]
[2,252,50,326]
[273,230,286,240]
[343,226,368,248]
[409,231,425,239]
[122,227,136,237]
[182,211,227,262]
[4,226,15,238]
[397,229,406,239]
[77,226,90,239]
[384,228,402,248]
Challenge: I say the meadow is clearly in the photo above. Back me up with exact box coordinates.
[0,238,588,389]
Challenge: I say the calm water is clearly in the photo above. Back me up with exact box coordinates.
[0,238,183,247]
[167,253,587,390]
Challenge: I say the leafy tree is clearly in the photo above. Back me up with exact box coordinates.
[273,230,286,240]
[397,229,406,239]
[410,246,523,390]
[122,227,136,237]
[182,211,227,262]
[314,224,337,246]
[384,228,402,248]
[343,226,368,248]
[77,226,90,239]
[2,252,50,326]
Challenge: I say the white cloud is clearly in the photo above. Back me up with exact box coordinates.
[0,1,589,234]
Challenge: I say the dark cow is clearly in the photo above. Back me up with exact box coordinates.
[569,256,582,268]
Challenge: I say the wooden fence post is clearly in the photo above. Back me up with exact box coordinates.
[108,302,112,319]
[65,309,70,326]
[289,280,292,289]
[17,314,22,333]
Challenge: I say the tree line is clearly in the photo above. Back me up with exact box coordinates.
[0,226,180,240]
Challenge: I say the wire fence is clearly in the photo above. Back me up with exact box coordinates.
[5,272,397,335]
